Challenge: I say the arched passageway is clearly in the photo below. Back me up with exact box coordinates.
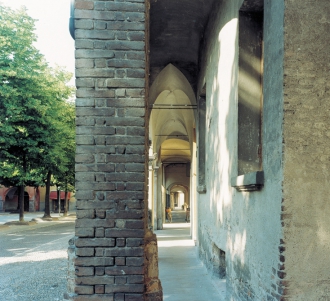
[70,0,330,300]
[4,187,30,212]
[148,64,196,232]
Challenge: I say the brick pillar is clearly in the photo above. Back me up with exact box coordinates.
[73,0,148,300]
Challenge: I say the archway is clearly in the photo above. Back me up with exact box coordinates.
[167,183,190,223]
[4,187,30,212]
[148,64,196,231]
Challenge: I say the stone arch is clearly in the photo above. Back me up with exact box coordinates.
[4,187,29,212]
[149,64,196,154]
[167,182,190,209]
[149,64,196,106]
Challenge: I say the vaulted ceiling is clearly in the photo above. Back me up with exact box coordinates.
[148,0,264,164]
[149,0,215,91]
[149,0,264,92]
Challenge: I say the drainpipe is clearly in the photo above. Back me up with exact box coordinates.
[69,0,75,40]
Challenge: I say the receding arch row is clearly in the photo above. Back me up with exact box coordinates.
[149,64,196,155]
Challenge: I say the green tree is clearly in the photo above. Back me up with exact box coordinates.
[42,97,75,218]
[0,5,75,221]
[54,101,75,217]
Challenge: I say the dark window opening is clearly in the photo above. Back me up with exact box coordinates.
[238,10,264,176]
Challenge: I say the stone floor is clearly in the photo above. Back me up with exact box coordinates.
[155,210,226,301]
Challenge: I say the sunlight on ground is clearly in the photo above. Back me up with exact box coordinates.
[163,222,190,229]
[157,234,190,238]
[7,248,28,252]
[0,250,67,266]
[157,223,194,247]
[158,239,195,247]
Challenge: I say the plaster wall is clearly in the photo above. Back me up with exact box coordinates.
[282,1,330,299]
[197,0,284,299]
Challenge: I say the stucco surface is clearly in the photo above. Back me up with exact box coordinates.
[282,0,330,300]
[197,0,284,299]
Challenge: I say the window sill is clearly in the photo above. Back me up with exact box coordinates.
[197,185,207,194]
[231,171,264,192]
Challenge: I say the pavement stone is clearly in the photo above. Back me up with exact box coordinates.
[0,211,76,225]
[155,219,226,301]
[1,210,226,300]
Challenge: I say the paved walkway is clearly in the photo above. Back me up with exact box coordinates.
[1,210,225,299]
[0,211,76,225]
[155,216,226,301]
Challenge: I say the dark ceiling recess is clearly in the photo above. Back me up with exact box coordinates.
[240,0,264,11]
[149,0,215,91]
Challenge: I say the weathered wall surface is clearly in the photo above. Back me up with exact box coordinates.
[165,164,190,191]
[73,0,148,300]
[197,0,284,300]
[282,1,330,300]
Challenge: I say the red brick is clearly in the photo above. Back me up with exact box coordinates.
[105,229,144,238]
[104,284,144,294]
[124,294,144,301]
[115,257,125,266]
[75,0,94,10]
[76,238,115,247]
[76,228,95,238]
[95,285,105,294]
[76,210,96,219]
[76,276,115,285]
[126,257,144,266]
[76,247,95,257]
[105,266,144,276]
[115,276,127,285]
[114,293,124,301]
[116,238,126,247]
[75,267,95,276]
[104,247,143,257]
[95,228,105,237]
[76,218,115,228]
[95,267,105,276]
[75,285,94,295]
[75,257,114,267]
[74,294,114,301]
[127,275,143,284]
[125,220,144,229]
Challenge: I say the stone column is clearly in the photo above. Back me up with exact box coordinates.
[156,166,163,230]
[153,166,159,230]
[170,193,174,209]
[148,164,153,229]
[72,0,148,300]
[144,230,163,301]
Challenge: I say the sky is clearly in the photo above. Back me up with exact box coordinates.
[1,0,75,82]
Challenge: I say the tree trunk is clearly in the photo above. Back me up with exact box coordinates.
[19,155,27,222]
[19,184,24,222]
[64,189,68,217]
[57,186,61,215]
[43,171,52,218]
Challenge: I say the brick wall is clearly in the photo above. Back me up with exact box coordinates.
[73,0,148,300]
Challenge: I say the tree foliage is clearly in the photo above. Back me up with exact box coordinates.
[0,5,75,220]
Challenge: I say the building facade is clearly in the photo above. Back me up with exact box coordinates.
[70,0,330,300]
[0,186,39,212]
